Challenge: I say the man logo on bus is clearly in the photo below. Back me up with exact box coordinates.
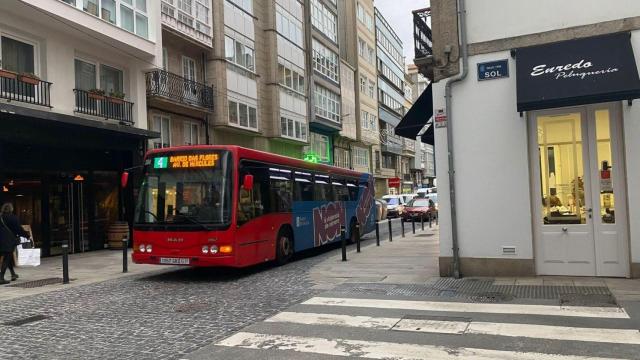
[312,201,345,247]
[356,177,374,228]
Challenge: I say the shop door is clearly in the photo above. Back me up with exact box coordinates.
[49,179,89,255]
[531,104,629,277]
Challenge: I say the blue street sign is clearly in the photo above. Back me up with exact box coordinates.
[477,60,509,81]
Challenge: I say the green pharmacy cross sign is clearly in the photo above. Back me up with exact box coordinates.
[303,152,320,164]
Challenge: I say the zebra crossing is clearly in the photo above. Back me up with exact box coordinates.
[187,294,640,359]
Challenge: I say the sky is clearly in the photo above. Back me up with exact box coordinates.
[374,0,430,66]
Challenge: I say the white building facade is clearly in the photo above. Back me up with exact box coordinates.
[421,0,640,278]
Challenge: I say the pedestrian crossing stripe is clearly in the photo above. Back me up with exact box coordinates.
[302,296,630,318]
[217,332,624,360]
[266,311,640,345]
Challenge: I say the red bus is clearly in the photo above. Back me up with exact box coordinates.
[130,145,376,267]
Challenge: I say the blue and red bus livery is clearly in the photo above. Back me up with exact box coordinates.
[131,145,375,267]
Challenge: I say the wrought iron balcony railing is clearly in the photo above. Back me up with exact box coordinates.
[146,69,214,110]
[0,71,52,107]
[73,89,134,125]
[413,8,433,59]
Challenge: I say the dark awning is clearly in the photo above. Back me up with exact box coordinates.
[516,32,640,112]
[395,84,433,142]
[421,121,434,145]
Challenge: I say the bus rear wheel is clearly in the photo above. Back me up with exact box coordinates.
[276,228,294,266]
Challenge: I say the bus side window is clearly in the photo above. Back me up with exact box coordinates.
[269,167,292,212]
[332,178,349,202]
[347,180,359,201]
[313,174,332,201]
[294,172,313,202]
[238,162,268,225]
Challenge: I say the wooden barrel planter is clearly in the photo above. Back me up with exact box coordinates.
[107,221,130,249]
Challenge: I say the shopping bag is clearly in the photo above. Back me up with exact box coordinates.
[16,245,40,267]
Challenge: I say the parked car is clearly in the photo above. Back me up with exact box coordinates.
[375,199,388,221]
[402,197,437,221]
[416,187,437,197]
[382,195,408,218]
[401,193,417,204]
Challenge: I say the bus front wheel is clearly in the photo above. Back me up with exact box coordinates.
[276,228,294,265]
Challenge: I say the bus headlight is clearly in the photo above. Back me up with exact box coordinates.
[146,244,152,253]
[210,245,219,254]
[201,245,209,254]
[139,244,146,253]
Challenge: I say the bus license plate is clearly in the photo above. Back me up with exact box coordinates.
[159,257,190,265]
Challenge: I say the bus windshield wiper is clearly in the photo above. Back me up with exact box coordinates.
[175,214,212,231]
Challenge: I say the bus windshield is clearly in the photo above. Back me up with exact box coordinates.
[135,150,233,228]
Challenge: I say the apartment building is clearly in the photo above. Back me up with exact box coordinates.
[374,7,406,194]
[0,0,160,256]
[151,0,215,149]
[337,0,378,180]
[303,0,342,165]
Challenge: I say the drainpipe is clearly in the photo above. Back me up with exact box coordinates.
[445,0,468,279]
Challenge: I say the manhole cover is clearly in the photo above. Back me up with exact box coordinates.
[560,294,617,307]
[3,315,51,326]
[469,292,513,303]
[6,278,68,288]
[174,302,210,313]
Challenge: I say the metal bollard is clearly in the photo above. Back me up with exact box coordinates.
[436,212,439,225]
[122,236,128,273]
[421,216,425,231]
[388,218,393,242]
[62,243,69,284]
[341,226,347,261]
[375,221,380,246]
[429,212,433,228]
[412,217,416,234]
[356,224,361,253]
[401,218,405,237]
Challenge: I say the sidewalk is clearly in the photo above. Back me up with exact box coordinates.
[0,249,170,301]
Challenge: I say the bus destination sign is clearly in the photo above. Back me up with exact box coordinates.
[153,153,219,169]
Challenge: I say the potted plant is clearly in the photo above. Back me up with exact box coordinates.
[108,91,125,104]
[0,69,17,80]
[19,72,40,85]
[88,88,106,100]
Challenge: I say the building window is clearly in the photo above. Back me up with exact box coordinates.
[184,122,199,145]
[360,110,376,131]
[314,84,340,123]
[278,61,305,95]
[376,28,404,67]
[359,75,367,93]
[310,0,337,43]
[368,79,376,98]
[310,132,330,163]
[276,5,303,46]
[378,60,403,91]
[356,3,373,32]
[334,148,350,169]
[1,35,36,76]
[227,0,253,14]
[280,117,307,141]
[228,100,258,130]
[100,64,123,94]
[152,115,171,148]
[224,35,254,72]
[312,39,339,83]
[379,89,404,116]
[65,0,150,39]
[353,146,369,167]
[358,37,375,65]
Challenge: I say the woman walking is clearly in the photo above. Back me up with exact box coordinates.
[0,203,29,284]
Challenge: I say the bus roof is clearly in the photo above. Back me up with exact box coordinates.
[145,145,369,178]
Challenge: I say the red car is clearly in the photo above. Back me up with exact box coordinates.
[402,197,437,221]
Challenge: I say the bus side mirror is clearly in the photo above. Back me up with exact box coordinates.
[121,171,130,188]
[243,174,254,191]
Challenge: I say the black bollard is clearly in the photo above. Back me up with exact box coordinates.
[412,216,416,234]
[401,218,405,237]
[421,215,425,231]
[341,226,347,261]
[388,219,393,242]
[62,243,69,284]
[375,221,380,246]
[122,236,128,273]
[356,224,361,253]
[429,212,433,228]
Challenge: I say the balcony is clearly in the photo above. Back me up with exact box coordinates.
[146,69,214,111]
[0,71,52,107]
[413,8,433,59]
[380,129,403,155]
[73,89,134,125]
